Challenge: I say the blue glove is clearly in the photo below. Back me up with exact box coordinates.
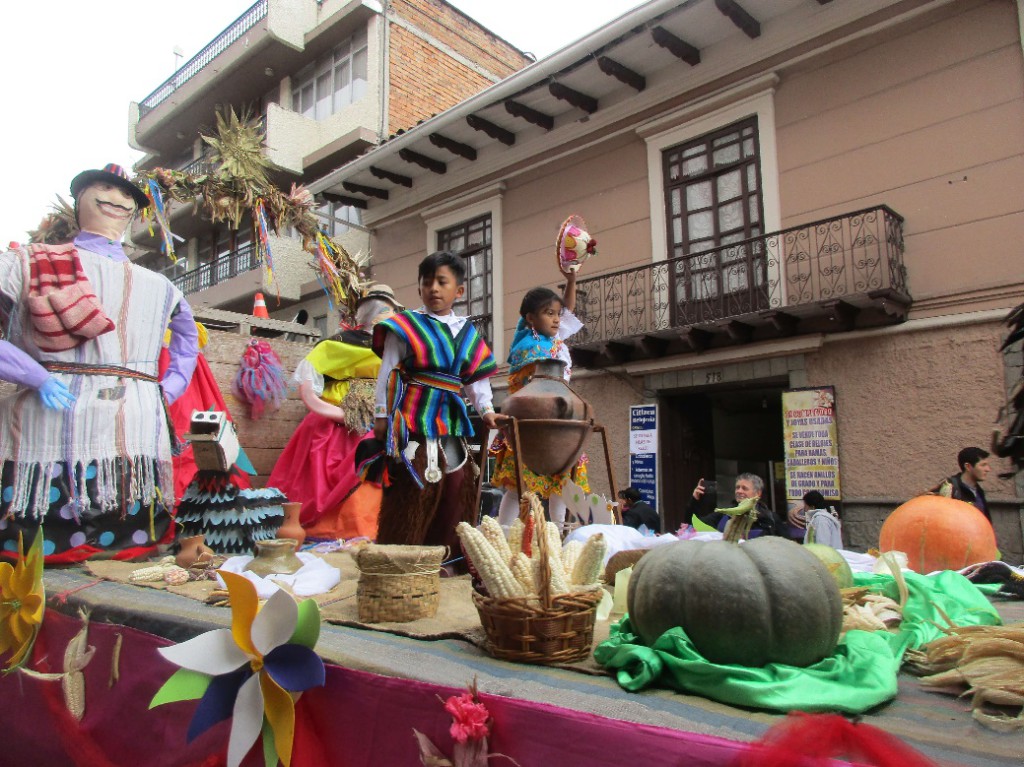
[38,377,76,410]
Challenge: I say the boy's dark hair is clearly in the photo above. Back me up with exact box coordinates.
[802,490,827,509]
[519,287,562,318]
[619,487,643,504]
[419,251,466,285]
[957,446,989,471]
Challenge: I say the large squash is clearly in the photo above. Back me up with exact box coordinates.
[626,537,843,667]
[879,495,998,574]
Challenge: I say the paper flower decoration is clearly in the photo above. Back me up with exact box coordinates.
[556,214,597,274]
[150,570,325,767]
[0,531,45,672]
[414,681,512,767]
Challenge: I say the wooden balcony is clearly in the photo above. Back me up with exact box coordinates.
[570,205,910,367]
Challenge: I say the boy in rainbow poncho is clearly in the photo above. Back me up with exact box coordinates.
[371,252,499,552]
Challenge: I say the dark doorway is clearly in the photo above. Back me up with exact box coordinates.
[659,382,786,532]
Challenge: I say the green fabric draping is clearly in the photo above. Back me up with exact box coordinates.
[594,569,1003,713]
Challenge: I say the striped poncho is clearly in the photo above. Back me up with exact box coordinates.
[373,310,496,442]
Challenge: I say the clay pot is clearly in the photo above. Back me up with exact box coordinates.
[502,358,593,476]
[244,538,304,577]
[175,534,214,569]
[277,502,306,547]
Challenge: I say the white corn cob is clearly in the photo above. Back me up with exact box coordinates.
[508,519,525,558]
[510,552,535,595]
[561,540,583,581]
[544,522,566,583]
[457,522,525,599]
[130,564,174,583]
[531,554,570,596]
[163,567,190,586]
[480,515,513,567]
[571,533,607,586]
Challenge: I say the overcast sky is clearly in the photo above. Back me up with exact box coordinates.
[0,0,643,244]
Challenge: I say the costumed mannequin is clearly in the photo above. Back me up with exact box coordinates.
[267,285,402,540]
[0,164,198,562]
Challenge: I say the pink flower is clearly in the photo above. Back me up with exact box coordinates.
[444,692,491,744]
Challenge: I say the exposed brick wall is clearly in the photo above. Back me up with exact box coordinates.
[387,0,532,134]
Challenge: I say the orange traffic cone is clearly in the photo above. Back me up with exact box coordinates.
[253,292,270,319]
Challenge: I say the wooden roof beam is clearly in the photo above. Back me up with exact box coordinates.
[429,132,477,161]
[725,320,755,344]
[341,181,388,201]
[679,326,713,352]
[320,192,367,210]
[714,0,761,39]
[651,27,700,66]
[597,56,646,92]
[549,81,598,114]
[369,166,412,188]
[504,99,554,131]
[466,114,515,146]
[398,148,447,175]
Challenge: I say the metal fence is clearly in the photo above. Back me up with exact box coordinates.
[173,244,258,296]
[573,205,906,345]
[138,0,269,117]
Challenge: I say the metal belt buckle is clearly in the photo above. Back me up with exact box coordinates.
[424,439,443,484]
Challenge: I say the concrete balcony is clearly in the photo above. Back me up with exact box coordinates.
[570,205,911,367]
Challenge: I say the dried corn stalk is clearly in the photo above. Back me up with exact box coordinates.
[907,622,1024,731]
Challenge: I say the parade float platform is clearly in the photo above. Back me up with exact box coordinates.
[4,560,1022,767]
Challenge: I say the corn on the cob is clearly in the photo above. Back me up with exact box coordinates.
[508,519,524,559]
[510,552,535,595]
[163,567,191,586]
[561,540,583,581]
[130,563,175,583]
[544,522,567,582]
[480,515,513,567]
[534,554,569,596]
[571,532,606,586]
[456,522,525,599]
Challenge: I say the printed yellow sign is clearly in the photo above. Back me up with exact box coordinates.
[782,387,841,501]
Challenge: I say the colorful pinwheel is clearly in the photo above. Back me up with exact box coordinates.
[0,531,45,672]
[150,570,324,767]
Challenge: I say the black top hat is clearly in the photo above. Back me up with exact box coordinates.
[70,163,150,210]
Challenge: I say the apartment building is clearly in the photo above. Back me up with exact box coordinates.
[306,0,1024,562]
[128,0,531,335]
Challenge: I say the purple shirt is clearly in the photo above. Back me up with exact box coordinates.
[0,234,198,403]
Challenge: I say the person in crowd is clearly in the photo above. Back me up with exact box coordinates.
[0,164,198,562]
[930,446,992,520]
[688,473,781,537]
[268,284,402,540]
[371,252,499,552]
[491,263,587,530]
[787,490,843,547]
[619,486,660,531]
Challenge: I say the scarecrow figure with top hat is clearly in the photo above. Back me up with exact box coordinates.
[267,284,403,540]
[0,164,199,563]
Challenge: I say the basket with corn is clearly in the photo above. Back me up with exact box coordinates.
[457,492,607,665]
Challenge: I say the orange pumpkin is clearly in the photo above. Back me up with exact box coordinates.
[879,495,998,573]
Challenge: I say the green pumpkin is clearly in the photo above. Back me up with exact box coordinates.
[626,537,843,667]
[803,543,855,589]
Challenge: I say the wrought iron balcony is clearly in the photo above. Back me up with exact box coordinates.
[173,244,258,297]
[571,205,909,365]
[138,0,268,117]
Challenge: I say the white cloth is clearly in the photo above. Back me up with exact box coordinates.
[291,357,324,396]
[218,552,342,598]
[563,524,680,567]
[554,308,583,379]
[374,307,493,417]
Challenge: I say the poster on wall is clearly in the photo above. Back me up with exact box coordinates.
[782,387,841,502]
[629,404,658,511]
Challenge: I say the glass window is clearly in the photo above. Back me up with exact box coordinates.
[436,214,493,343]
[662,117,764,302]
[291,29,369,121]
[315,200,362,237]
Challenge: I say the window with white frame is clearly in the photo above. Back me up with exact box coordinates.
[291,28,368,121]
[315,200,363,237]
[437,214,493,343]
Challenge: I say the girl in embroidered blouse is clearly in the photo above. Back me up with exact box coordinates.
[491,265,589,530]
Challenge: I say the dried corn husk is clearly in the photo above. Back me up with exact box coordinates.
[909,622,1024,731]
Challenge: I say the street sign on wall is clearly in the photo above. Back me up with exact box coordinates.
[781,387,841,502]
[629,404,658,510]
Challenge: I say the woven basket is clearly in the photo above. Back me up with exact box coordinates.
[472,588,603,664]
[355,544,446,623]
